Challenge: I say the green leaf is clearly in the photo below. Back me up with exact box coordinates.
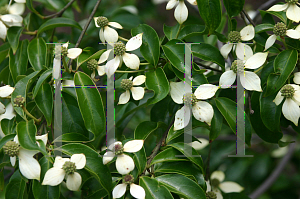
[0,134,16,150]
[139,176,174,199]
[7,27,23,54]
[133,146,147,174]
[255,23,274,34]
[264,10,287,24]
[209,104,223,142]
[156,174,206,199]
[35,84,53,126]
[0,43,10,64]
[162,39,184,73]
[265,49,298,96]
[1,118,15,136]
[163,23,180,41]
[53,133,89,143]
[28,38,47,71]
[37,17,82,35]
[196,0,222,35]
[178,25,206,40]
[223,0,245,18]
[33,68,53,97]
[74,72,106,138]
[26,0,43,17]
[5,171,26,199]
[9,40,29,83]
[151,147,188,166]
[11,71,40,119]
[16,120,39,150]
[77,49,105,67]
[62,143,112,198]
[134,121,161,140]
[145,68,170,105]
[131,24,160,66]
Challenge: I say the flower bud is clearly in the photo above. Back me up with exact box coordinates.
[231,60,244,74]
[123,174,134,184]
[281,85,295,98]
[114,42,126,56]
[63,161,76,175]
[285,0,298,3]
[121,79,133,91]
[228,31,241,43]
[13,95,25,107]
[113,143,124,155]
[96,16,109,28]
[273,22,287,37]
[206,191,217,199]
[87,59,98,70]
[182,93,198,107]
[3,141,20,157]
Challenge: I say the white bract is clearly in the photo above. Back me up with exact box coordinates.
[293,71,300,84]
[265,22,300,51]
[8,0,26,16]
[267,1,300,23]
[220,25,255,60]
[42,154,86,191]
[170,81,219,130]
[219,52,268,92]
[273,84,300,126]
[0,103,15,138]
[112,175,146,199]
[103,140,144,175]
[206,171,244,199]
[0,13,22,40]
[3,134,48,180]
[188,138,209,150]
[98,33,143,78]
[166,0,197,24]
[94,16,123,44]
[62,42,82,59]
[118,75,146,105]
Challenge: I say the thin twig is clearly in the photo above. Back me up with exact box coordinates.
[44,0,76,19]
[252,0,279,22]
[194,60,223,73]
[242,10,256,27]
[248,92,254,114]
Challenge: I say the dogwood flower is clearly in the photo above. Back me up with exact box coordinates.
[113,174,146,199]
[94,16,123,44]
[97,33,143,78]
[42,154,86,191]
[118,75,146,105]
[0,13,22,40]
[170,82,219,130]
[188,138,209,150]
[3,134,48,180]
[0,103,15,138]
[166,0,197,24]
[206,171,244,199]
[103,140,144,175]
[265,22,300,51]
[8,0,26,15]
[267,0,300,23]
[61,42,82,59]
[0,102,5,114]
[273,84,300,125]
[219,52,268,92]
[0,85,15,130]
[293,72,300,84]
[220,25,255,60]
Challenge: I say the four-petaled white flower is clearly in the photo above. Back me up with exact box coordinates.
[113,174,146,199]
[103,140,144,175]
[97,33,143,78]
[220,25,255,60]
[8,0,26,16]
[273,84,300,126]
[206,171,244,199]
[0,103,15,138]
[166,0,197,24]
[219,52,268,92]
[267,0,300,23]
[94,16,123,44]
[62,42,82,59]
[265,22,300,51]
[0,14,23,40]
[170,81,219,130]
[0,85,15,116]
[118,75,146,105]
[42,154,86,191]
[3,134,48,180]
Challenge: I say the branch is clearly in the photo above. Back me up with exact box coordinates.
[44,0,76,19]
[241,10,256,27]
[194,60,223,73]
[252,0,279,22]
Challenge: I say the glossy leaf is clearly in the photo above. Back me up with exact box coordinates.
[33,68,53,97]
[5,171,26,199]
[151,147,188,166]
[139,176,174,199]
[223,0,245,18]
[134,121,161,140]
[209,104,223,142]
[16,120,39,151]
[37,17,82,35]
[255,23,274,34]
[35,84,53,126]
[1,118,15,136]
[133,146,147,174]
[7,27,23,54]
[178,25,206,40]
[0,134,16,150]
[0,43,10,64]
[28,38,47,71]
[162,39,184,72]
[77,49,105,67]
[163,23,180,40]
[53,133,89,143]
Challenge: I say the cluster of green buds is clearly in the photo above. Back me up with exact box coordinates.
[285,0,298,3]
[61,46,68,57]
[211,178,220,188]
[96,16,109,28]
[87,59,98,70]
[3,141,19,157]
[62,161,76,175]
[228,31,241,43]
[182,93,198,107]
[113,143,124,155]
[273,22,287,37]
[206,191,217,199]
[0,5,8,15]
[231,60,244,74]
[121,79,133,91]
[281,85,295,98]
[13,95,25,107]
[114,42,126,56]
[123,174,134,184]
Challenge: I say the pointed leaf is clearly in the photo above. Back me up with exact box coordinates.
[28,38,47,71]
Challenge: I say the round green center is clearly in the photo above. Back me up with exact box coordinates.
[114,42,126,56]
[228,31,241,43]
[285,0,298,3]
[13,95,25,107]
[123,174,134,184]
[273,22,287,36]
[96,16,109,28]
[114,143,124,155]
[0,5,8,15]
[281,85,295,98]
[87,59,98,70]
[3,141,20,157]
[211,178,220,188]
[231,60,244,74]
[121,79,133,90]
[182,93,198,107]
[63,161,76,175]
[61,47,68,57]
[206,191,217,199]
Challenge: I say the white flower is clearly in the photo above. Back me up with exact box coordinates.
[94,16,123,44]
[273,84,300,126]
[166,0,197,24]
[0,102,5,115]
[118,75,146,105]
[293,71,300,84]
[220,25,255,60]
[0,103,15,138]
[42,154,86,191]
[0,13,22,40]
[113,175,146,199]
[265,22,300,51]
[62,42,82,59]
[219,52,268,92]
[98,33,143,78]
[8,0,26,16]
[103,140,144,175]
[206,171,244,199]
[267,1,300,23]
[0,85,15,97]
[3,134,48,180]
[188,138,209,150]
[170,82,219,130]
